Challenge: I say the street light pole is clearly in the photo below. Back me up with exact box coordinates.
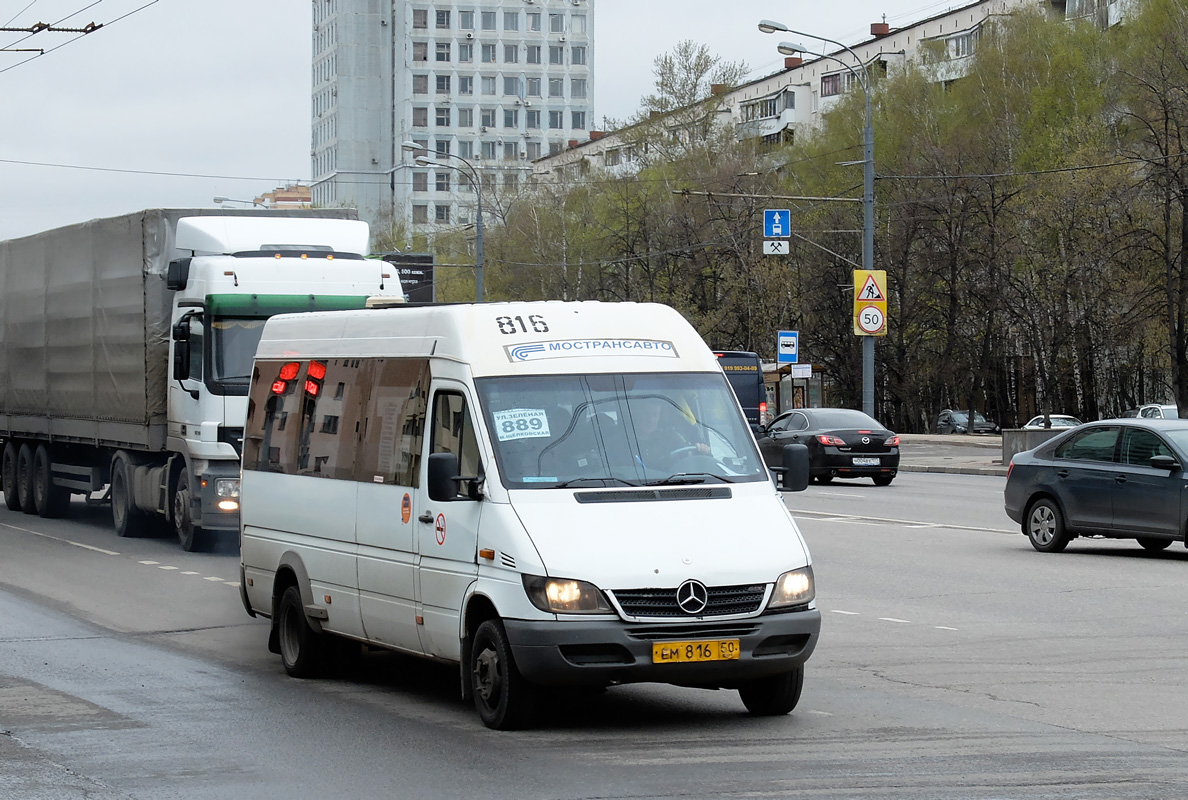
[762,21,877,418]
[402,142,484,302]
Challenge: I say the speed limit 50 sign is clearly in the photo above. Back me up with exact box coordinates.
[853,270,888,336]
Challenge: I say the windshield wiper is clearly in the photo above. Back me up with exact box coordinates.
[647,472,735,486]
[554,477,640,488]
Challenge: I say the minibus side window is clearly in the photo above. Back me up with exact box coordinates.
[431,391,483,497]
[356,358,430,486]
[244,359,304,473]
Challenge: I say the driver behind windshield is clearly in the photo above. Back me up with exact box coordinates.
[629,396,710,471]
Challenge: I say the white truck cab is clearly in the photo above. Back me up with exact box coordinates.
[239,300,819,729]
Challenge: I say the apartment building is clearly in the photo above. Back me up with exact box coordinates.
[311,0,594,238]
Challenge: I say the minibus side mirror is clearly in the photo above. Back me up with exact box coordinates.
[427,452,484,501]
[779,443,810,492]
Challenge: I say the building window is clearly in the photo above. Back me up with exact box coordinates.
[526,77,541,97]
[527,12,541,32]
[526,45,541,65]
[436,75,451,94]
[572,111,586,129]
[504,76,520,95]
[571,46,586,65]
[606,149,621,167]
[320,415,339,434]
[571,14,586,34]
[549,140,563,155]
[571,78,586,99]
[504,11,519,31]
[482,173,496,192]
[504,44,519,63]
[435,107,451,126]
[504,109,519,128]
[412,8,428,29]
[435,172,450,191]
[435,139,450,156]
[481,75,496,95]
[481,11,496,30]
[820,73,842,97]
[413,172,428,192]
[549,13,564,33]
[482,141,497,160]
[458,107,474,127]
[526,110,540,129]
[548,110,563,129]
[481,44,496,63]
[480,108,496,127]
[458,42,473,62]
[459,76,473,95]
[459,10,473,29]
[503,142,518,162]
[526,141,541,160]
[436,204,450,223]
[413,107,429,127]
[458,140,474,159]
[950,31,976,58]
[413,42,428,62]
[548,77,564,98]
[436,42,451,62]
[413,74,429,94]
[435,10,450,29]
[503,172,518,189]
[413,205,428,223]
[549,45,564,65]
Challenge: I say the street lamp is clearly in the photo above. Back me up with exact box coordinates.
[761,20,877,418]
[401,141,485,302]
[213,196,268,208]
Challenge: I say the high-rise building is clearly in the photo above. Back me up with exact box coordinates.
[311,0,595,239]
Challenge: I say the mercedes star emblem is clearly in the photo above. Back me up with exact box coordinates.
[676,579,709,615]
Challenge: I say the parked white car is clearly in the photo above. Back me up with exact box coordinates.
[1022,414,1082,430]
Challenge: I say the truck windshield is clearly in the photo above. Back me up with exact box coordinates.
[210,318,268,388]
[475,373,768,489]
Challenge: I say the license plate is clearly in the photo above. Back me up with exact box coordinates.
[852,457,880,466]
[652,639,741,664]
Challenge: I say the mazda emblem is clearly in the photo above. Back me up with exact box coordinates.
[862,436,871,444]
[676,579,709,615]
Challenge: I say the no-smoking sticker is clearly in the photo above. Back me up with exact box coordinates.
[434,513,447,545]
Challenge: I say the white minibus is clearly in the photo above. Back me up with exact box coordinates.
[239,300,819,729]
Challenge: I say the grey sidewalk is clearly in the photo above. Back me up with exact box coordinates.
[896,433,1008,477]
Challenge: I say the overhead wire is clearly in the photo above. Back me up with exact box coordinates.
[0,0,159,76]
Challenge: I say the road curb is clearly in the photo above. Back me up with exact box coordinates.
[899,465,1008,477]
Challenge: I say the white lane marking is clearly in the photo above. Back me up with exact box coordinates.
[904,523,942,529]
[0,521,121,555]
[804,710,833,716]
[203,576,224,582]
[817,492,864,498]
[157,565,179,570]
[139,560,159,565]
[788,507,1016,534]
[225,581,240,587]
[830,610,860,615]
[935,626,959,631]
[181,571,200,575]
[879,617,912,624]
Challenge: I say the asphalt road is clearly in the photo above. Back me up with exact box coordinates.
[2,473,1187,799]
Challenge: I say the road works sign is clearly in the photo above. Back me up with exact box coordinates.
[853,269,888,336]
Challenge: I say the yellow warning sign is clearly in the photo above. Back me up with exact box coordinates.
[853,270,887,336]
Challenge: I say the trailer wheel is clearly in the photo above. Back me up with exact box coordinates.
[173,468,204,552]
[16,444,36,514]
[2,442,20,511]
[33,446,69,518]
[111,454,149,538]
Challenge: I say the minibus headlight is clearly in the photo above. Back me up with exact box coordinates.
[523,575,612,614]
[767,566,814,609]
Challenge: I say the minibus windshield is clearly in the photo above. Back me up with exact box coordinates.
[475,373,768,489]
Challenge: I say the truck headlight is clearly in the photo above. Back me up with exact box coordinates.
[767,566,814,610]
[523,575,612,614]
[215,478,240,511]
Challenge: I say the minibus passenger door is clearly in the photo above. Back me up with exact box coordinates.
[415,386,483,660]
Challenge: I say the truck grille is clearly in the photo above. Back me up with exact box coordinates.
[611,584,766,618]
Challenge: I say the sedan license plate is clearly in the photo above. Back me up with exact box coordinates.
[652,639,741,664]
[852,457,880,466]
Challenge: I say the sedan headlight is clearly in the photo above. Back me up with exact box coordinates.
[767,566,815,610]
[523,575,612,614]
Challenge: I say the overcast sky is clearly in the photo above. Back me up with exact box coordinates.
[0,0,954,241]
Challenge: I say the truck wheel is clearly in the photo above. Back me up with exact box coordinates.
[16,443,36,514]
[276,585,328,678]
[2,442,20,511]
[173,468,204,552]
[470,619,538,730]
[111,455,149,538]
[33,446,70,518]
[739,665,804,716]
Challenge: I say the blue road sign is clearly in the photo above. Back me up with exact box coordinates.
[777,330,799,364]
[764,209,791,238]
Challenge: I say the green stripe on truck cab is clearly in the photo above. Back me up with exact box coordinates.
[206,294,371,318]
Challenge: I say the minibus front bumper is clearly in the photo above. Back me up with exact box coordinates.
[503,609,821,688]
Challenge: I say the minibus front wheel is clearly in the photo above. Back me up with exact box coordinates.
[738,665,804,716]
[470,619,538,730]
[277,585,328,678]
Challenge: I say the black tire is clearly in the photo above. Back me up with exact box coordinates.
[16,443,35,514]
[111,455,149,538]
[1137,537,1173,552]
[33,446,70,518]
[173,468,204,552]
[815,475,833,484]
[739,665,804,716]
[470,619,537,730]
[276,585,328,678]
[2,442,20,511]
[1025,498,1071,553]
[872,475,894,487]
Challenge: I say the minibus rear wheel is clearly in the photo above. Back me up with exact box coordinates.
[470,619,537,730]
[277,586,328,678]
[739,665,804,716]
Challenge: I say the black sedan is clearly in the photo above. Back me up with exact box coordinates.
[756,408,899,486]
[1004,418,1188,553]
